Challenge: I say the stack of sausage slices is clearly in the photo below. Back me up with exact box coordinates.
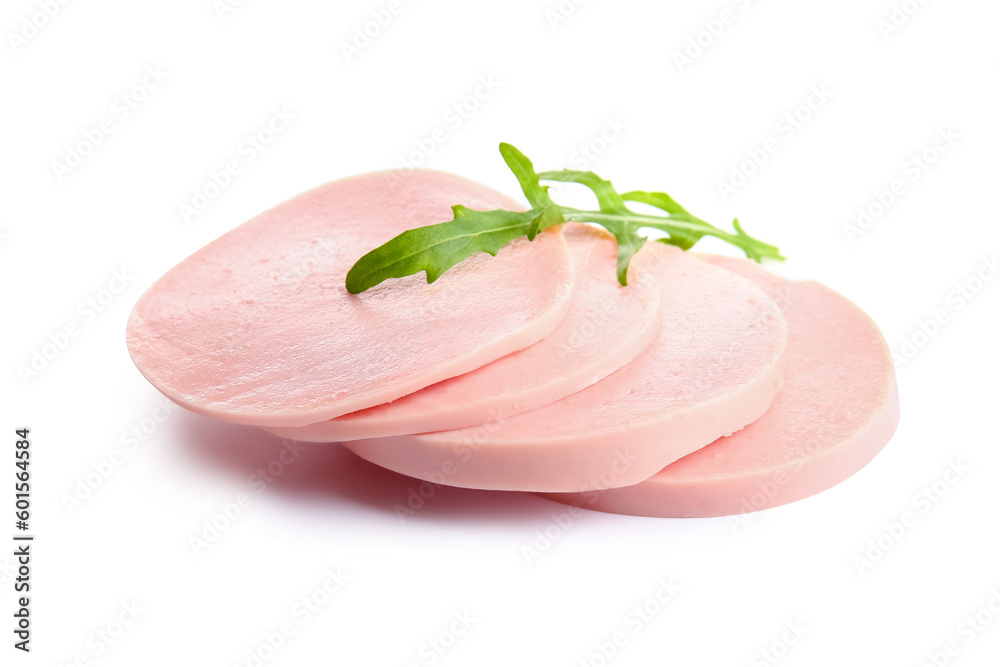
[126,170,899,518]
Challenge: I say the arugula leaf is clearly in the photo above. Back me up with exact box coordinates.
[499,143,555,210]
[537,169,628,213]
[621,190,700,249]
[345,207,543,294]
[527,204,565,242]
[346,144,783,293]
[536,170,643,283]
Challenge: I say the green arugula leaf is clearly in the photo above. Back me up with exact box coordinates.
[345,207,537,294]
[499,143,554,210]
[610,225,648,285]
[535,170,646,283]
[527,204,565,241]
[346,144,784,293]
[621,190,700,249]
[621,190,688,216]
[537,169,628,213]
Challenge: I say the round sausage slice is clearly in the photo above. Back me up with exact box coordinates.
[126,170,574,427]
[541,255,899,517]
[266,224,662,442]
[343,244,788,492]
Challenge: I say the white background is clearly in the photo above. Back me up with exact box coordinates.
[3,0,999,665]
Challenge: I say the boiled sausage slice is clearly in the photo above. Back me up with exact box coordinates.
[542,255,899,516]
[267,224,662,442]
[343,244,788,492]
[126,170,574,427]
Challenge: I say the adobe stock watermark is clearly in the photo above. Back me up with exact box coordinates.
[392,455,463,522]
[877,0,932,40]
[188,439,307,556]
[853,459,970,575]
[544,0,590,31]
[0,556,16,587]
[7,0,73,54]
[715,84,833,202]
[547,116,628,200]
[914,588,1000,667]
[178,106,295,223]
[721,290,893,533]
[522,449,638,565]
[686,296,785,405]
[232,567,350,667]
[339,0,415,63]
[750,620,808,667]
[567,117,628,171]
[213,0,249,20]
[556,279,628,357]
[843,126,958,244]
[672,0,756,73]
[725,437,822,534]
[392,405,513,523]
[893,254,997,367]
[520,505,586,566]
[16,268,135,386]
[405,611,476,667]
[271,237,339,284]
[51,65,168,182]
[56,601,144,666]
[61,395,180,514]
[577,578,681,667]
[394,75,501,171]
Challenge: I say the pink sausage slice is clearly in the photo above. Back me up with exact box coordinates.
[542,256,900,517]
[126,171,574,427]
[265,224,662,442]
[342,245,788,492]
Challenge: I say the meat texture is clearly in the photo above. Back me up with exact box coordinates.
[126,170,574,427]
[343,245,788,492]
[542,255,899,517]
[266,224,662,442]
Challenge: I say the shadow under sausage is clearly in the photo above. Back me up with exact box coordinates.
[174,411,560,524]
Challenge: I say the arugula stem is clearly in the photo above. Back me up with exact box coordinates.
[559,209,783,261]
[345,143,784,293]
